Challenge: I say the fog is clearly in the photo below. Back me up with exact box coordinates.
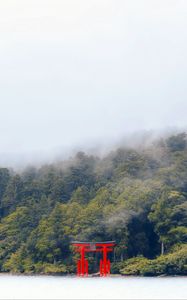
[0,0,187,168]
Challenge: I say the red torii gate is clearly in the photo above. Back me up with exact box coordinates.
[72,241,116,277]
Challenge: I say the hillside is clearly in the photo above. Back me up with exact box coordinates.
[0,133,186,275]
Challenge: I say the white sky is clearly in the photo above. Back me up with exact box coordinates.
[0,0,187,164]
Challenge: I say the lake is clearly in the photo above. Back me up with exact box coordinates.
[0,275,186,299]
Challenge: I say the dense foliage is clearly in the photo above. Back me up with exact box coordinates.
[0,133,186,275]
[119,244,187,276]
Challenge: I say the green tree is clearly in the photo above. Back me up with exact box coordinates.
[1,175,23,216]
[0,206,37,267]
[149,190,186,253]
[166,133,186,152]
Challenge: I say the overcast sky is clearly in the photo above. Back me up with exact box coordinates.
[0,0,187,165]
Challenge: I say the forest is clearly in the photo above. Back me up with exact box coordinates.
[0,132,186,276]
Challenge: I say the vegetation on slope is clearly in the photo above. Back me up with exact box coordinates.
[120,244,187,276]
[0,133,186,275]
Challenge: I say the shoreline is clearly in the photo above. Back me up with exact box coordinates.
[0,272,186,278]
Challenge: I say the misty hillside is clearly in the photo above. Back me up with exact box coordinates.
[0,133,186,275]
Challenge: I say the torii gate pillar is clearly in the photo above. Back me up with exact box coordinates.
[77,245,88,276]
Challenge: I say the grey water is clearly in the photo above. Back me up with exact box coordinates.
[0,275,186,299]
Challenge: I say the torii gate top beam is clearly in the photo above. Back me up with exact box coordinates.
[72,241,116,252]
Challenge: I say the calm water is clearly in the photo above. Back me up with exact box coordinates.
[0,275,186,299]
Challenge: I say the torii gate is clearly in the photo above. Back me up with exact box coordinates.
[72,241,116,276]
